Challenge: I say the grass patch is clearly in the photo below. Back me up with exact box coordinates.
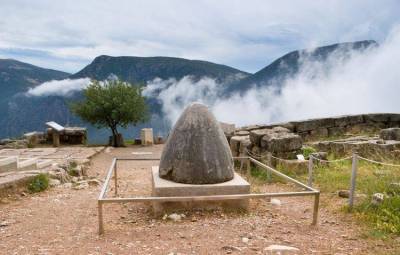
[28,173,49,193]
[245,154,400,238]
[312,158,400,237]
[301,146,316,159]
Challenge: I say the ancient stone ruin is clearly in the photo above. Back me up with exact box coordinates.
[159,103,234,184]
[152,103,249,214]
[224,113,400,173]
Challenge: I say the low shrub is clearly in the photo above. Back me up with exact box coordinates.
[28,173,49,193]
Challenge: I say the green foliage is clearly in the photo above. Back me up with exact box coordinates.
[69,161,78,169]
[301,146,316,159]
[70,79,148,129]
[311,158,400,237]
[28,174,49,193]
[70,79,148,146]
[355,196,400,235]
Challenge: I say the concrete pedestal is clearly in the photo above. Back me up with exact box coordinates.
[151,166,250,215]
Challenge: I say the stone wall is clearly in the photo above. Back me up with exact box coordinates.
[227,113,400,159]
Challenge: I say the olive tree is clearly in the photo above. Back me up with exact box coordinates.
[70,79,148,147]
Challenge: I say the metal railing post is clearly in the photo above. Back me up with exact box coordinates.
[266,153,272,181]
[246,157,251,176]
[114,161,118,196]
[308,156,314,187]
[312,192,320,225]
[98,200,104,235]
[348,153,358,210]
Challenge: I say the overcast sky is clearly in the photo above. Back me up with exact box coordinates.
[0,0,399,73]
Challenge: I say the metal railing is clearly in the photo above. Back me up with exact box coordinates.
[97,156,320,234]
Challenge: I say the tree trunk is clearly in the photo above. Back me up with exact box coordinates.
[110,126,124,147]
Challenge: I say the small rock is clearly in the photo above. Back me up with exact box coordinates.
[371,193,385,205]
[222,245,241,253]
[271,198,281,206]
[167,213,182,222]
[60,183,73,189]
[241,237,249,243]
[264,244,299,254]
[87,179,101,186]
[49,178,61,187]
[338,190,350,198]
[0,221,9,227]
[72,181,89,190]
[373,170,388,177]
[310,152,328,160]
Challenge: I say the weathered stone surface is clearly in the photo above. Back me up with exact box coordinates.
[271,126,290,133]
[310,128,328,137]
[230,136,249,156]
[333,115,364,127]
[292,118,335,132]
[249,129,272,146]
[338,190,350,198]
[264,245,299,254]
[328,126,345,137]
[261,133,302,152]
[239,136,251,153]
[310,152,328,160]
[364,113,390,123]
[371,193,385,205]
[235,130,250,136]
[219,122,235,137]
[159,103,234,184]
[380,128,400,141]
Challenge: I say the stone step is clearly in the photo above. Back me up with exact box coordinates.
[37,159,53,169]
[0,156,18,173]
[17,158,38,171]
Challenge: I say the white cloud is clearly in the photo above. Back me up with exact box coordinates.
[0,0,399,72]
[147,26,400,127]
[26,78,90,97]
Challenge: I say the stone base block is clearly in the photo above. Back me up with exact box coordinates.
[151,167,250,215]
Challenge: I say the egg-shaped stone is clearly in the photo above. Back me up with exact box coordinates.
[159,103,234,184]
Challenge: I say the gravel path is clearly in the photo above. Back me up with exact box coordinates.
[0,145,396,254]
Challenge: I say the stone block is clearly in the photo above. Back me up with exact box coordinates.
[292,118,335,132]
[380,128,400,141]
[249,129,272,146]
[328,126,346,137]
[363,113,390,123]
[230,136,249,156]
[219,122,235,137]
[310,128,329,137]
[388,114,400,122]
[276,159,308,174]
[140,128,154,146]
[239,136,251,153]
[333,115,364,127]
[346,123,383,134]
[151,167,250,215]
[0,156,18,173]
[235,130,250,136]
[261,133,302,152]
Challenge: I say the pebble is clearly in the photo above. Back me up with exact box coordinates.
[271,198,281,206]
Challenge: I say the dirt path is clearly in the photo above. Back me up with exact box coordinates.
[0,145,396,254]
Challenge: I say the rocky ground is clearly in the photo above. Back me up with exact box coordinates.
[0,145,398,254]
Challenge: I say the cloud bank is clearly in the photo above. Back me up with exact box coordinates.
[0,0,399,72]
[145,26,400,127]
[26,78,90,97]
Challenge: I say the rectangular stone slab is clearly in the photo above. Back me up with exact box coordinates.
[151,166,250,215]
